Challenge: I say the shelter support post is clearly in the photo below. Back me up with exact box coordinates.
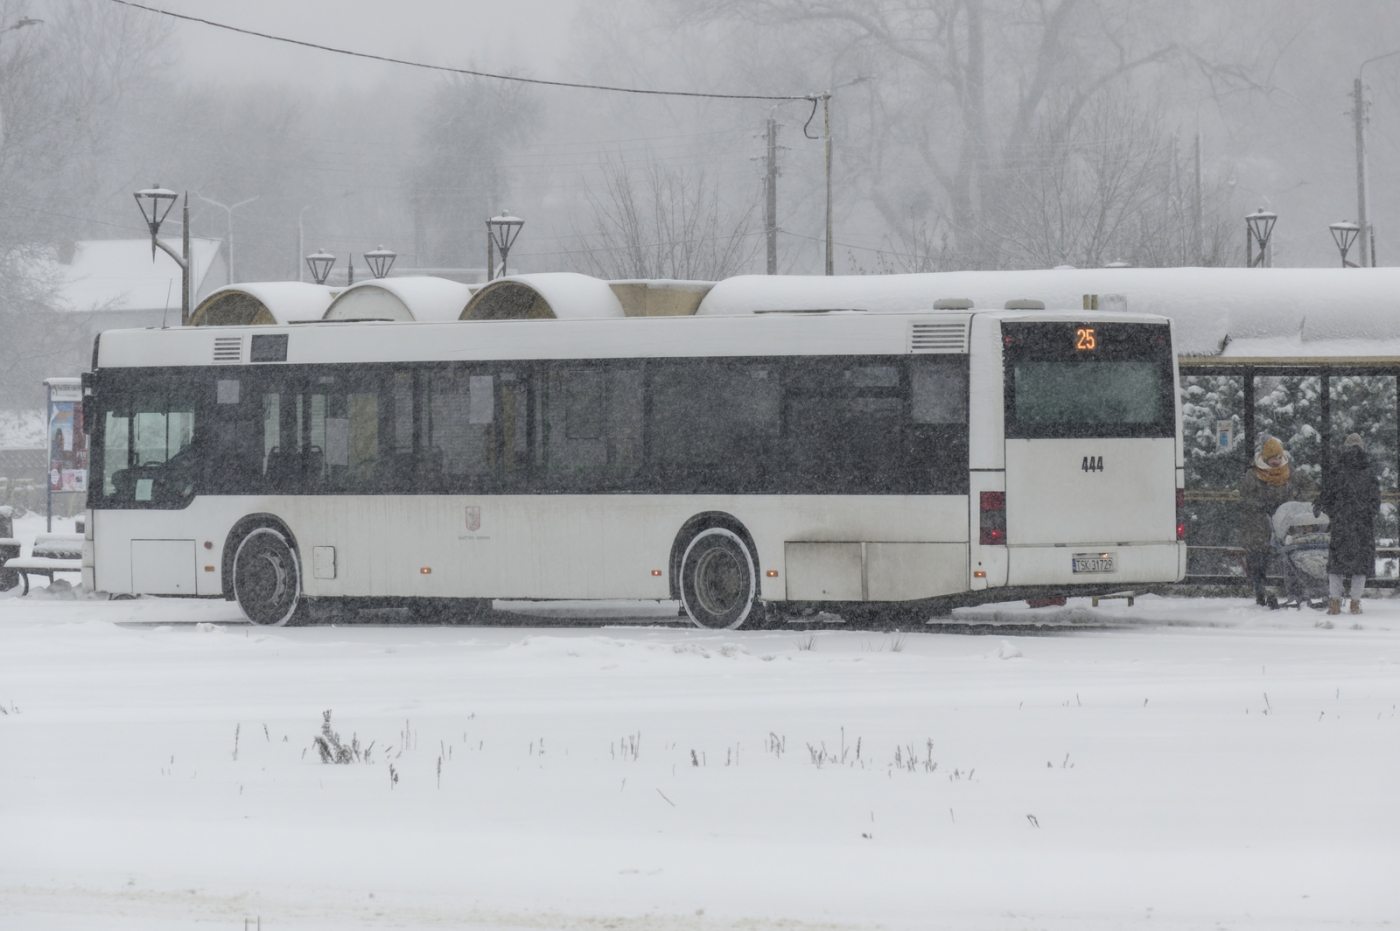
[1321,373,1332,484]
[1243,368,1256,461]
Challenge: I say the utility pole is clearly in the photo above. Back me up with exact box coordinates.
[766,114,779,274]
[1355,76,1371,267]
[1193,123,1203,265]
[823,92,833,276]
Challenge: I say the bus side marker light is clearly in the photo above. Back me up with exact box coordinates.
[766,570,779,577]
[421,567,432,575]
[651,569,662,576]
[974,570,986,578]
[204,566,214,572]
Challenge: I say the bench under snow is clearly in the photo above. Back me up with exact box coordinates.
[3,533,84,596]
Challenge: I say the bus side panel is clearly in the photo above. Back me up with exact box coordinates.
[100,492,972,602]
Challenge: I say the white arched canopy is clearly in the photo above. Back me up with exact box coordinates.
[462,273,627,320]
[323,277,475,322]
[190,282,333,326]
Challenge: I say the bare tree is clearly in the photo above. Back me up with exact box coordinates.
[409,75,541,270]
[573,158,759,279]
[0,0,171,403]
[672,0,1279,270]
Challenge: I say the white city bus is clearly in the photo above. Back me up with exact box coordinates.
[82,306,1185,627]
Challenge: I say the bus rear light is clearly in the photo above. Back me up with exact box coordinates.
[979,491,1007,546]
[1176,488,1186,541]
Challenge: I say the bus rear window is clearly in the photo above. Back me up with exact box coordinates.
[1002,321,1174,439]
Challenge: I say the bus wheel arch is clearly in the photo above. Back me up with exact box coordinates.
[672,514,760,630]
[224,515,303,626]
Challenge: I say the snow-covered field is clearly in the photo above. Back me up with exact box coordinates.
[2,512,1397,930]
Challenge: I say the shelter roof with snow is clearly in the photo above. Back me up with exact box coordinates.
[323,277,475,322]
[192,282,335,326]
[695,268,1400,361]
[51,239,227,321]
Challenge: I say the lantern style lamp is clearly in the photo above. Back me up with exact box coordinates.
[363,245,396,279]
[487,213,524,278]
[133,184,190,324]
[1329,221,1360,268]
[306,248,336,285]
[1246,207,1278,267]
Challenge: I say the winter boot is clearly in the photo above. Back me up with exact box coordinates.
[1266,593,1280,610]
[1350,599,1363,615]
[1255,593,1267,606]
[1327,598,1341,615]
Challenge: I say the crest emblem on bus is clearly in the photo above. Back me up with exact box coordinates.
[465,506,481,532]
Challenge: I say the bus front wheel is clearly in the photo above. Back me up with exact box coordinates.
[233,527,302,626]
[679,527,756,630]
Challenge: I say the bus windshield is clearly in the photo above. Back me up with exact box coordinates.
[1002,321,1174,439]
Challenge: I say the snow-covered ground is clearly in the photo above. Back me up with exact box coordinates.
[2,519,1397,930]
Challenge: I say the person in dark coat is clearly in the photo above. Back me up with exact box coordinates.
[1239,436,1317,607]
[1314,433,1381,615]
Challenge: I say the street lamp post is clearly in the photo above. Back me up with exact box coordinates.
[305,249,336,285]
[1329,221,1361,268]
[363,245,397,279]
[486,213,524,280]
[0,17,42,150]
[1246,207,1277,268]
[1352,51,1400,267]
[134,185,191,325]
[196,192,258,284]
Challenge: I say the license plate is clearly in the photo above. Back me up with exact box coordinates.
[1072,553,1116,573]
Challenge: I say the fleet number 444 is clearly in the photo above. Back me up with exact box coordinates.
[1081,456,1104,472]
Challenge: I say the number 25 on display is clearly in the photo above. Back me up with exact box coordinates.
[1076,327,1097,350]
[1082,456,1104,472]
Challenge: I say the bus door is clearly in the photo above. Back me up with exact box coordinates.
[999,320,1179,587]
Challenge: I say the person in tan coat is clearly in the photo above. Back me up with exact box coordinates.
[1239,436,1317,607]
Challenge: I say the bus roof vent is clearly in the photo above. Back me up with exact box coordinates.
[213,335,243,363]
[909,321,968,353]
[1004,299,1045,310]
[933,298,973,310]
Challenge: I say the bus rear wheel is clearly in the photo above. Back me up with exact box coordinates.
[679,528,756,630]
[233,527,302,626]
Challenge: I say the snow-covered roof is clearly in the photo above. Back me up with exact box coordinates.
[463,273,626,320]
[191,282,335,326]
[695,268,1400,358]
[50,239,224,314]
[323,276,474,322]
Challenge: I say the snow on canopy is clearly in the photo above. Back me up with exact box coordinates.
[323,276,475,322]
[191,282,334,326]
[462,273,627,320]
[695,268,1400,358]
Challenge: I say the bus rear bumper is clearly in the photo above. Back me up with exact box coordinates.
[1007,542,1185,587]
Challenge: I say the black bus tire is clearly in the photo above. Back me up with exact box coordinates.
[232,527,302,626]
[679,527,757,630]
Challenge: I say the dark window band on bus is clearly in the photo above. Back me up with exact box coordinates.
[87,355,972,507]
[1001,321,1175,440]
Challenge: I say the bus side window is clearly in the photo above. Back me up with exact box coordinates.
[543,366,642,491]
[648,360,780,492]
[910,360,968,424]
[427,370,495,489]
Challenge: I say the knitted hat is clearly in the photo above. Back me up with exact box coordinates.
[1345,433,1364,449]
[1261,437,1284,459]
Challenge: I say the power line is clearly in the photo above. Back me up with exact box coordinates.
[105,0,811,102]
